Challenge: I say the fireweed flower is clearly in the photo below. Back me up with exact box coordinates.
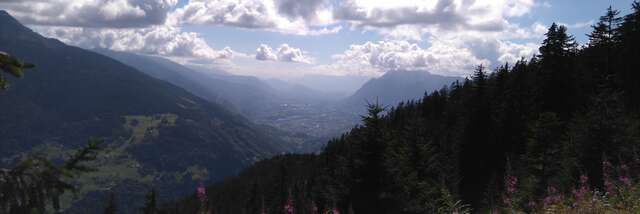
[311,201,318,214]
[543,185,562,207]
[332,207,340,214]
[197,182,206,202]
[505,175,518,194]
[619,176,632,186]
[284,196,294,214]
[619,164,632,186]
[572,175,590,201]
[603,160,614,194]
[502,175,518,207]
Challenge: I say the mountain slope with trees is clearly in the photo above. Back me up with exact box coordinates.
[342,70,462,112]
[161,2,640,213]
[0,10,299,212]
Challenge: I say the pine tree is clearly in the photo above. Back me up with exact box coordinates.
[521,113,566,197]
[103,193,117,214]
[0,139,101,213]
[538,23,579,115]
[539,23,577,60]
[618,1,640,110]
[0,52,34,90]
[352,101,386,213]
[142,189,157,214]
[586,6,623,81]
[588,6,622,47]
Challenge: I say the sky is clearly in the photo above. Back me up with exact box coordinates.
[0,0,636,80]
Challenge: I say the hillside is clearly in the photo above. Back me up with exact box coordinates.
[94,49,277,117]
[162,4,640,213]
[0,11,297,212]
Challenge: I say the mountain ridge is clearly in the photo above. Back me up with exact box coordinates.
[342,70,463,111]
[0,10,296,212]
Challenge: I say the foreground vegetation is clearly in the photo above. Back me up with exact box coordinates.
[160,2,640,214]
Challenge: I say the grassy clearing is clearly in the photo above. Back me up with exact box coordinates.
[124,113,178,144]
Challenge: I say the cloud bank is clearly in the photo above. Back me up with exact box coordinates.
[34,25,234,61]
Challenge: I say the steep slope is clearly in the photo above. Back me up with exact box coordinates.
[0,11,294,212]
[342,70,462,111]
[94,49,277,117]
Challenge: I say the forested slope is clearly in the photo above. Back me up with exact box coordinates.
[161,3,640,213]
[0,10,297,212]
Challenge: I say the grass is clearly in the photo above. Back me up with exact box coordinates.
[26,113,185,212]
[124,113,178,144]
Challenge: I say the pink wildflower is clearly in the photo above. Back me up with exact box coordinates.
[284,197,294,214]
[619,176,632,186]
[311,201,318,214]
[505,175,518,194]
[619,164,632,186]
[197,182,207,203]
[572,175,590,201]
[603,160,614,194]
[502,175,518,207]
[543,185,562,206]
[332,207,340,214]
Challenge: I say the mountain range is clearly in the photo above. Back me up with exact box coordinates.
[0,11,299,212]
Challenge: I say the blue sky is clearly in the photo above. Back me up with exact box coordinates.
[186,0,634,63]
[1,0,636,79]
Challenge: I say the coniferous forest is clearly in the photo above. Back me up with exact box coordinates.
[158,3,640,214]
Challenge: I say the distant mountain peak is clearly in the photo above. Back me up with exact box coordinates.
[0,10,47,43]
[0,10,24,28]
[343,70,463,111]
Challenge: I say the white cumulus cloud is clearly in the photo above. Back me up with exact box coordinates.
[327,38,537,77]
[0,0,178,28]
[169,0,340,35]
[256,44,279,61]
[255,44,313,64]
[34,25,235,61]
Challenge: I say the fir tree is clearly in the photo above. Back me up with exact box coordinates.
[0,52,34,90]
[142,189,157,214]
[588,6,622,47]
[103,193,117,214]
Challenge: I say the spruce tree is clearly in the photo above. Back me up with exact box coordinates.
[538,23,578,115]
[522,113,566,197]
[352,101,385,213]
[0,52,34,90]
[618,1,640,110]
[103,193,117,214]
[588,6,622,47]
[142,189,157,214]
